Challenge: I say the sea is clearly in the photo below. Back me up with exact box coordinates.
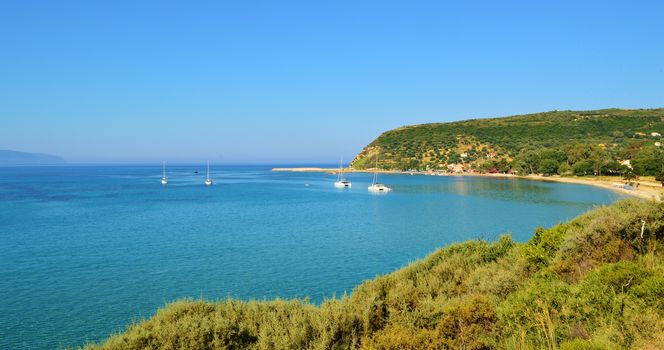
[0,165,626,349]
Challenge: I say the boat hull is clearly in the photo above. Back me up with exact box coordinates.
[334,181,352,188]
[368,184,391,192]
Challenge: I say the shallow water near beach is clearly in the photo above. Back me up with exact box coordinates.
[0,165,625,349]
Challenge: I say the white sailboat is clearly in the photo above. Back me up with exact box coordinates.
[204,160,213,186]
[368,157,391,192]
[161,161,168,185]
[334,158,352,188]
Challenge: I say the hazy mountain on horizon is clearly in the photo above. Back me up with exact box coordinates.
[0,150,66,166]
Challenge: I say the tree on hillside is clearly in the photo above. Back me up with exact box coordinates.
[573,160,595,176]
[495,158,511,173]
[563,143,590,165]
[656,169,664,187]
[514,150,539,174]
[558,162,573,175]
[590,146,612,176]
[619,140,645,160]
[539,148,566,163]
[447,152,462,164]
[538,159,560,175]
[632,146,664,176]
[611,130,625,142]
[603,160,629,175]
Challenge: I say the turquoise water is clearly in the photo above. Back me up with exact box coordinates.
[0,165,625,349]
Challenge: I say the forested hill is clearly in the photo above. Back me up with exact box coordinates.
[350,108,664,175]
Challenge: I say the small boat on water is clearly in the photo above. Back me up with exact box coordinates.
[205,160,213,186]
[368,182,391,192]
[334,158,352,188]
[368,157,391,193]
[161,161,168,185]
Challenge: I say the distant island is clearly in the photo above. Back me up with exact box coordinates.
[0,150,65,166]
[351,108,664,179]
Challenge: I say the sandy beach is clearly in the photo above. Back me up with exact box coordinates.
[521,175,663,201]
[272,167,663,201]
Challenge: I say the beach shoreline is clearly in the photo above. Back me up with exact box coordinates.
[272,167,663,201]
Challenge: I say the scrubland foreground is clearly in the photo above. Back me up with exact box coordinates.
[84,199,664,350]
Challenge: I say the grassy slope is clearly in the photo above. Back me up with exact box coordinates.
[85,199,664,350]
[350,108,664,170]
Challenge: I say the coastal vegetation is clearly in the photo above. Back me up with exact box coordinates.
[85,199,664,349]
[350,109,664,179]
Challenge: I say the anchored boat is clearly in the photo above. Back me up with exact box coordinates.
[368,157,391,193]
[334,158,352,188]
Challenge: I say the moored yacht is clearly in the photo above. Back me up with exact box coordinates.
[205,160,213,186]
[368,182,391,192]
[368,157,391,192]
[161,161,168,185]
[334,158,352,188]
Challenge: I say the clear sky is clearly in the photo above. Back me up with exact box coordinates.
[1,0,663,163]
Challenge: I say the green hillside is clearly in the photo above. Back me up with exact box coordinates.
[84,199,664,350]
[350,108,664,176]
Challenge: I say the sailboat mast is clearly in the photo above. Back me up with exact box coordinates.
[207,160,210,179]
[339,158,343,181]
[163,161,166,178]
[373,156,378,184]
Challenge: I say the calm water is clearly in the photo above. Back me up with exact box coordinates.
[0,165,625,349]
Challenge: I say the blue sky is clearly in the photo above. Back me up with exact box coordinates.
[1,0,663,163]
